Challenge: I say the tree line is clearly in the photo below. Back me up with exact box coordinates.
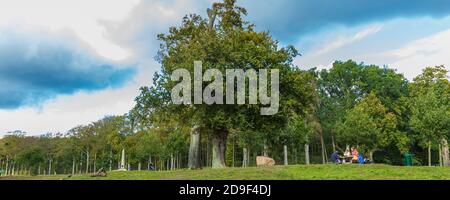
[1,0,449,176]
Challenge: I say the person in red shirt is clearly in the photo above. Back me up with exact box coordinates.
[351,147,359,163]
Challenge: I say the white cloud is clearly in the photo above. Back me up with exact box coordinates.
[102,0,211,58]
[313,25,382,56]
[0,0,140,60]
[294,18,450,80]
[0,0,208,135]
[382,29,450,79]
[295,24,383,70]
[0,87,135,135]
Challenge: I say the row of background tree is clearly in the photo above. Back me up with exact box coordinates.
[1,62,448,176]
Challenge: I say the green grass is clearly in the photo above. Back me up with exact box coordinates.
[1,164,449,180]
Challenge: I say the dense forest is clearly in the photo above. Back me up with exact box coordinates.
[1,0,449,176]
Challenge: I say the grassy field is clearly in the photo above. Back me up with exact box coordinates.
[1,164,449,180]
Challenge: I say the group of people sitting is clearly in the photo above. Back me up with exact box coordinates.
[330,146,371,164]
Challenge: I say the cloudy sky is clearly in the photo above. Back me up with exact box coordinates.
[1,0,450,136]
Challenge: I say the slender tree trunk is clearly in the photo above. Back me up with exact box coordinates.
[320,134,326,164]
[38,162,41,175]
[211,129,228,168]
[109,150,112,171]
[242,147,248,167]
[147,155,152,171]
[439,144,443,167]
[93,153,97,173]
[331,135,336,152]
[86,149,90,174]
[283,145,288,165]
[304,143,310,165]
[12,162,15,176]
[188,126,201,169]
[78,152,81,174]
[294,147,298,164]
[5,157,9,176]
[442,139,450,167]
[263,142,269,157]
[138,162,141,171]
[206,135,211,167]
[428,140,432,167]
[53,160,56,175]
[232,138,235,167]
[72,159,75,175]
[48,159,52,175]
[170,154,174,170]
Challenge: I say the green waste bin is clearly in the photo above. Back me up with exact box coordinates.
[403,153,413,166]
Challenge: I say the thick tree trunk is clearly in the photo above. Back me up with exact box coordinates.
[304,144,310,165]
[442,139,450,167]
[188,126,201,169]
[369,149,377,163]
[428,140,432,167]
[283,145,288,165]
[211,129,228,168]
[138,162,141,171]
